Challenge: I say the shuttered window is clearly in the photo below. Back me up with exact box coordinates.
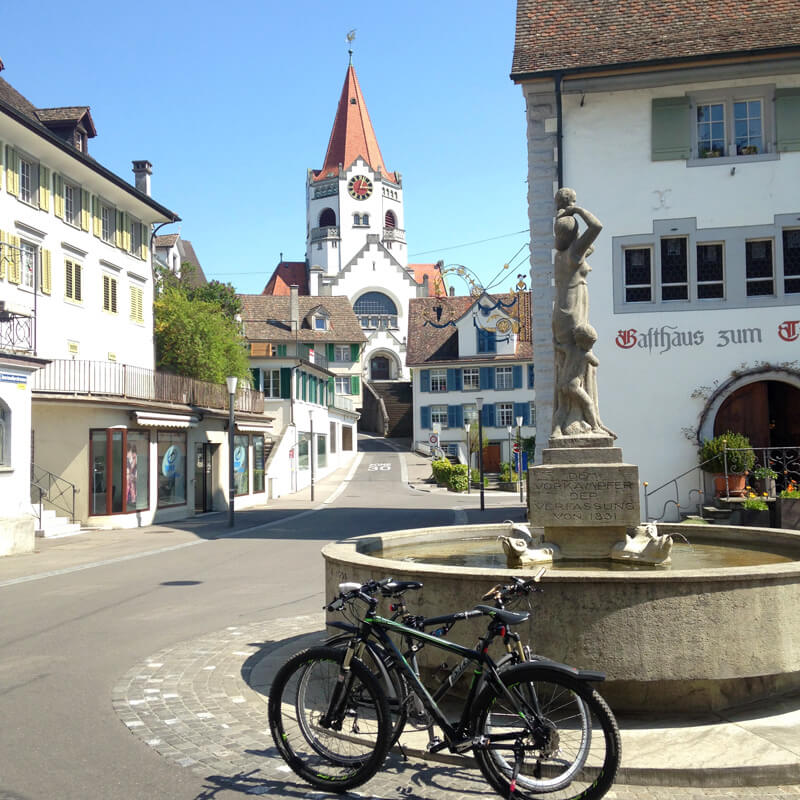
[65,260,82,302]
[130,285,144,323]
[103,273,118,314]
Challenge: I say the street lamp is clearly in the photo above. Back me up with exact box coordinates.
[476,396,485,512]
[464,422,471,495]
[226,375,238,528]
[516,415,524,503]
[507,425,513,479]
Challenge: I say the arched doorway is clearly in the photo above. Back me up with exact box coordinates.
[714,380,800,449]
[370,356,390,380]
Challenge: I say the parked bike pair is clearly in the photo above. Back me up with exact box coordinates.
[267,573,620,800]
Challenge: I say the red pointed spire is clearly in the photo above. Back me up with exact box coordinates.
[314,65,397,184]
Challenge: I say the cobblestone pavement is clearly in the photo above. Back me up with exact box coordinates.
[112,616,800,800]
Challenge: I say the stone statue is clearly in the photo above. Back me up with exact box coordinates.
[498,521,560,567]
[611,522,673,565]
[551,188,615,439]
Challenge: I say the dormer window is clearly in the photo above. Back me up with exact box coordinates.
[314,316,327,330]
[76,131,85,153]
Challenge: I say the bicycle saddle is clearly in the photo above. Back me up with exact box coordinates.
[381,580,423,594]
[473,605,530,625]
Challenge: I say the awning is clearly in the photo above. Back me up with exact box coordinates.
[235,421,273,433]
[133,411,199,429]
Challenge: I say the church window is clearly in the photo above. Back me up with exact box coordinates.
[354,292,398,330]
[384,210,396,230]
[353,213,370,227]
[319,208,336,227]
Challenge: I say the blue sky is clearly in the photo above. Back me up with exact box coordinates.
[3,1,529,295]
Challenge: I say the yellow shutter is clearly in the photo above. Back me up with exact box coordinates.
[53,174,64,219]
[122,213,131,252]
[92,196,101,237]
[115,210,124,249]
[140,223,149,261]
[0,230,6,279]
[80,190,90,231]
[8,235,21,284]
[39,165,50,211]
[41,248,52,294]
[5,146,18,196]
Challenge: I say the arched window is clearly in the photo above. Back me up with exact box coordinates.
[354,292,398,330]
[384,210,396,230]
[0,401,9,466]
[362,213,369,225]
[319,208,336,227]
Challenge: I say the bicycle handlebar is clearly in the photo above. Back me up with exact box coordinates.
[480,567,547,603]
[325,576,424,612]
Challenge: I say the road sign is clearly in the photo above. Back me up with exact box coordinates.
[513,443,520,454]
[429,434,439,445]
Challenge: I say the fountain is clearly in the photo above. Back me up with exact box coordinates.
[323,191,800,713]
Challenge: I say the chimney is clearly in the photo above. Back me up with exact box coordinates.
[132,160,152,196]
[289,285,299,333]
[309,265,323,295]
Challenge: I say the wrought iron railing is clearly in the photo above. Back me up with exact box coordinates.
[31,360,264,413]
[0,309,34,352]
[30,463,77,525]
[643,445,800,521]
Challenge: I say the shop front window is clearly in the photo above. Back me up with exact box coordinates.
[91,428,150,515]
[298,433,310,470]
[158,431,187,507]
[316,434,327,469]
[253,436,265,493]
[234,434,249,496]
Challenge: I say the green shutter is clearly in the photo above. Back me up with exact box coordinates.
[776,88,800,152]
[350,375,360,395]
[53,174,65,219]
[651,97,690,161]
[328,377,334,399]
[326,343,335,361]
[115,210,125,248]
[277,344,287,357]
[350,343,359,361]
[280,367,291,399]
[39,165,50,211]
[5,146,18,196]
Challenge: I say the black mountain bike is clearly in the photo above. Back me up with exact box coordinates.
[268,579,621,800]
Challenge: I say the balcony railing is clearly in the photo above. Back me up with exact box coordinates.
[310,226,340,242]
[0,309,34,352]
[330,394,356,413]
[31,359,264,413]
[382,227,406,243]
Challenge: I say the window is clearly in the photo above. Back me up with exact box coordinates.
[353,213,369,226]
[101,204,115,244]
[745,240,774,296]
[497,402,514,427]
[253,437,265,493]
[103,274,118,313]
[314,315,327,330]
[696,102,726,158]
[129,218,142,256]
[463,404,478,424]
[334,345,350,362]
[264,369,281,398]
[354,291,398,329]
[157,431,186,507]
[624,247,652,302]
[335,375,351,394]
[430,405,448,428]
[65,259,82,302]
[495,366,513,390]
[430,369,447,392]
[529,402,536,427]
[319,208,336,227]
[660,238,688,300]
[91,428,150,515]
[64,182,81,226]
[385,210,396,230]
[463,367,479,390]
[784,230,800,293]
[130,285,144,323]
[19,156,36,205]
[697,243,724,299]
[233,434,249,496]
[477,329,496,353]
[20,241,36,289]
[298,432,310,470]
[316,434,327,469]
[0,402,9,466]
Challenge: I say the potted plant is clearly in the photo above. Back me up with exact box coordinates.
[698,431,756,497]
[740,494,770,527]
[750,465,778,498]
[777,480,800,530]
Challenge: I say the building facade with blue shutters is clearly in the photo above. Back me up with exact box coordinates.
[406,292,535,470]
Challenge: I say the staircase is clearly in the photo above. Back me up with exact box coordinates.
[31,504,82,538]
[369,381,413,438]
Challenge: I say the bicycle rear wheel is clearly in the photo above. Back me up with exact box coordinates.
[471,665,620,800]
[268,646,392,792]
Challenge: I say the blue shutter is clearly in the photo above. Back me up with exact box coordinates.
[447,368,461,391]
[454,405,464,427]
[513,365,522,389]
[421,369,430,392]
[480,367,494,390]
[528,364,535,388]
[447,405,463,428]
[421,406,431,429]
[484,404,496,427]
[514,402,530,425]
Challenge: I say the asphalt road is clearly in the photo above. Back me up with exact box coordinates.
[0,438,521,800]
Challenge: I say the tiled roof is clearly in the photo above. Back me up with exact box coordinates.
[262,262,309,295]
[406,292,532,366]
[313,65,398,184]
[239,294,366,343]
[178,239,207,287]
[410,262,448,293]
[37,106,96,137]
[154,233,180,247]
[511,0,800,77]
[0,76,42,123]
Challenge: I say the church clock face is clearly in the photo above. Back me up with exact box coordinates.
[348,175,373,200]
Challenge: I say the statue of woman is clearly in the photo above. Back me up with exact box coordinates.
[551,189,614,439]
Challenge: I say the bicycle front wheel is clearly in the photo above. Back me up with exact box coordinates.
[268,646,392,792]
[471,665,620,800]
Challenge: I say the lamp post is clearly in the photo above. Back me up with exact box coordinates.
[507,425,513,480]
[476,397,485,512]
[464,422,471,495]
[516,415,524,504]
[226,376,238,528]
[309,415,315,502]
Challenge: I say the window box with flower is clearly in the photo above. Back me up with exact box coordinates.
[740,493,771,528]
[777,480,800,530]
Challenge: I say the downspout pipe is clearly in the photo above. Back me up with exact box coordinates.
[555,71,564,189]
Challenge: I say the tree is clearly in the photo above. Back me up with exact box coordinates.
[154,286,249,384]
[155,262,242,320]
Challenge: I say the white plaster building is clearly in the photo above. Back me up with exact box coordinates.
[511,0,800,516]
[406,292,535,472]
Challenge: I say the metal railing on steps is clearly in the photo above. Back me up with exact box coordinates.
[30,464,77,527]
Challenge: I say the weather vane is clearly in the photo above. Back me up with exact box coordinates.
[346,29,356,63]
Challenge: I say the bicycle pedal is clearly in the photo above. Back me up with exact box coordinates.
[425,736,444,751]
[472,735,490,750]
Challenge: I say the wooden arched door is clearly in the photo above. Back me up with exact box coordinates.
[714,380,800,448]
[371,356,390,380]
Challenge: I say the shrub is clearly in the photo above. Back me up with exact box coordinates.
[698,431,756,474]
[448,464,469,492]
[499,461,518,483]
[431,459,453,485]
[742,495,768,511]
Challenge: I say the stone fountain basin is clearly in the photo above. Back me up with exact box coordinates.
[322,523,800,713]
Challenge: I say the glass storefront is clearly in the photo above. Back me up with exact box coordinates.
[234,434,249,496]
[316,434,327,469]
[90,428,150,516]
[158,431,187,507]
[253,436,265,493]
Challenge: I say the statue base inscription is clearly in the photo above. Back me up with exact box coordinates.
[527,441,641,560]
